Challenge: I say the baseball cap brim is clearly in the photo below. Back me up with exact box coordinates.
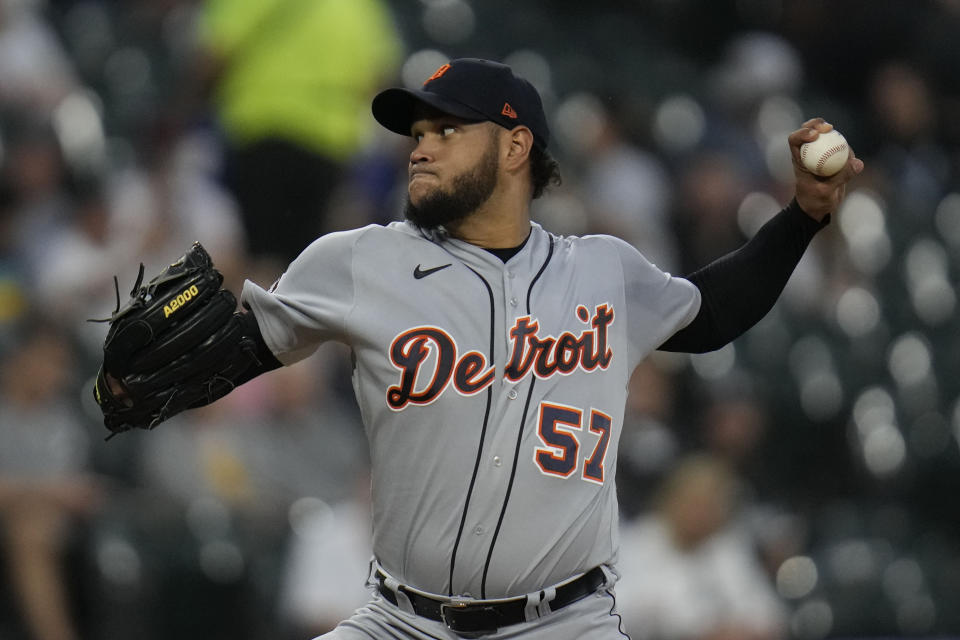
[371,88,487,138]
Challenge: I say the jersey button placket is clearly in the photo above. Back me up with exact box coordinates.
[504,268,519,308]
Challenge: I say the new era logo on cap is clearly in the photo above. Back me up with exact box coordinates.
[371,58,550,150]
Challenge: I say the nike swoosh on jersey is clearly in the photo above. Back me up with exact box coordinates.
[413,263,452,279]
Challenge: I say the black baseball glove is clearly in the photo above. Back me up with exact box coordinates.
[92,242,261,437]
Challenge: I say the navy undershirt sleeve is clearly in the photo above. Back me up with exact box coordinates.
[659,199,828,354]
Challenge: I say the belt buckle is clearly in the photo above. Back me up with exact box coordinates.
[440,600,498,638]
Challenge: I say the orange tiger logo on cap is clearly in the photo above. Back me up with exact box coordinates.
[424,63,451,85]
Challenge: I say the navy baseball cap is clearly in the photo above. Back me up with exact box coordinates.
[372,58,550,150]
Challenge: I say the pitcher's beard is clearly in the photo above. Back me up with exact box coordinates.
[404,140,499,230]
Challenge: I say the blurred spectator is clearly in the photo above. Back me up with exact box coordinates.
[183,0,404,264]
[0,178,28,352]
[31,179,140,355]
[867,60,951,226]
[0,0,86,293]
[670,149,751,272]
[701,31,805,186]
[616,453,786,640]
[1,116,73,277]
[0,320,102,640]
[617,356,684,519]
[32,132,244,358]
[695,380,811,578]
[0,0,77,116]
[277,470,372,637]
[707,32,803,119]
[133,350,366,639]
[698,380,769,480]
[552,92,679,271]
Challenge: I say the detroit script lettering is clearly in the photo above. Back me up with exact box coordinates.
[386,304,614,410]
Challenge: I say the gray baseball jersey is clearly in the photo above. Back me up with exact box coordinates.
[241,219,700,600]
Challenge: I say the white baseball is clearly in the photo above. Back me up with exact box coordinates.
[800,129,849,177]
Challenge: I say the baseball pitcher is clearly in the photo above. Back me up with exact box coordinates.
[93,59,862,638]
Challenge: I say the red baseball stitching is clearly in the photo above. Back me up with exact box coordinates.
[816,144,847,171]
[803,142,847,173]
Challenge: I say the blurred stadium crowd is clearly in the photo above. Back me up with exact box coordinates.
[1,0,959,639]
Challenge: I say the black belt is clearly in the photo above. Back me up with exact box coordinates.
[376,566,606,636]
